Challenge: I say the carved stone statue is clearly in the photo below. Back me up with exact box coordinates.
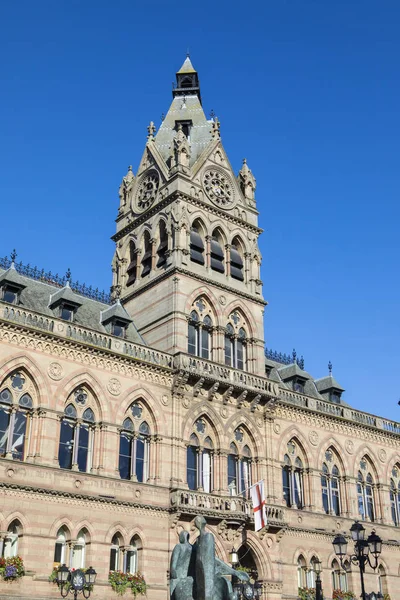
[170,515,249,600]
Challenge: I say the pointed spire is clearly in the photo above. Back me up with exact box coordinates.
[10,249,17,269]
[238,158,256,203]
[177,56,197,74]
[173,56,201,104]
[328,361,333,375]
[211,117,221,140]
[147,121,156,140]
[65,268,72,287]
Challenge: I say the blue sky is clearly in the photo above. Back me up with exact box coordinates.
[1,1,399,420]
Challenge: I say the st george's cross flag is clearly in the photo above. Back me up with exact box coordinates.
[250,480,267,531]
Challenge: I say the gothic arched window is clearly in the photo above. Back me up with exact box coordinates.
[2,520,21,558]
[54,527,69,566]
[187,298,214,359]
[230,237,244,281]
[282,440,305,509]
[127,537,139,574]
[210,230,225,273]
[58,387,96,473]
[227,428,253,496]
[157,220,168,268]
[357,458,376,521]
[224,312,248,370]
[186,419,215,493]
[390,466,400,525]
[71,529,87,570]
[0,371,35,461]
[141,231,152,278]
[321,452,341,515]
[126,240,137,286]
[119,401,151,483]
[331,558,348,592]
[297,555,307,589]
[190,222,205,265]
[109,533,122,571]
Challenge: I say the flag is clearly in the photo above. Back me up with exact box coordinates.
[250,480,267,532]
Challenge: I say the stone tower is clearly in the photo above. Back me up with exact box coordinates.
[112,57,265,375]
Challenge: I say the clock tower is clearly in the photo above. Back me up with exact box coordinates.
[112,57,266,375]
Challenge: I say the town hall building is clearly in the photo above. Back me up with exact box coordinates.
[0,57,399,600]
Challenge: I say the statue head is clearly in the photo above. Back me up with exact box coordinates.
[179,530,189,544]
[194,515,207,533]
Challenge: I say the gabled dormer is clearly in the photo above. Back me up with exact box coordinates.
[49,281,82,322]
[0,259,27,305]
[315,364,345,403]
[100,300,132,338]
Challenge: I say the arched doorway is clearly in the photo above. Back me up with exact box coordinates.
[237,545,258,582]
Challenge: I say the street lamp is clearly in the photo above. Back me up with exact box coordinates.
[332,522,382,600]
[313,559,323,600]
[56,565,97,600]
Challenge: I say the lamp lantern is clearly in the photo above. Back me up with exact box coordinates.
[350,521,365,543]
[85,567,97,586]
[333,534,348,558]
[229,547,239,566]
[367,531,382,558]
[57,564,70,584]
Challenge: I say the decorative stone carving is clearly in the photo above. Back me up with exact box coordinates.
[309,431,319,446]
[273,423,281,434]
[202,168,235,208]
[345,439,355,454]
[220,407,228,419]
[107,378,121,396]
[48,362,64,381]
[378,448,387,463]
[135,170,160,212]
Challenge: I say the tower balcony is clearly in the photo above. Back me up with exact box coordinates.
[170,488,287,532]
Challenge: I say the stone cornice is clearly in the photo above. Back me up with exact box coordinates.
[113,190,262,242]
[0,482,169,516]
[121,266,266,307]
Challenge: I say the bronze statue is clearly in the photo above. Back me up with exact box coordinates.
[170,515,249,600]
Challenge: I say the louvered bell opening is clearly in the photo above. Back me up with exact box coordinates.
[190,230,205,265]
[126,258,137,286]
[141,250,152,278]
[210,238,224,273]
[157,240,168,267]
[230,247,244,281]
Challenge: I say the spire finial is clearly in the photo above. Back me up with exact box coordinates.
[10,249,17,268]
[211,117,221,140]
[328,361,332,375]
[147,121,156,140]
[292,348,297,363]
[65,268,71,286]
[186,48,190,58]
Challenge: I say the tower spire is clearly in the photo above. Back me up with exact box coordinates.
[173,56,201,104]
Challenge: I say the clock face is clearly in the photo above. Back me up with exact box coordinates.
[202,168,234,208]
[135,170,159,212]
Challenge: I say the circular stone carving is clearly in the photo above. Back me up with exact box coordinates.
[378,449,387,463]
[135,170,159,212]
[297,515,303,524]
[266,537,273,548]
[75,480,82,489]
[135,489,141,499]
[219,295,227,306]
[107,378,121,396]
[256,417,263,428]
[7,468,14,478]
[202,168,234,208]
[273,423,281,434]
[161,395,169,406]
[309,431,319,446]
[345,439,354,455]
[182,397,190,409]
[220,407,228,419]
[48,362,63,381]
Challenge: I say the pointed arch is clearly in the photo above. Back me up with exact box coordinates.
[182,403,224,446]
[223,301,257,339]
[242,531,273,580]
[185,287,222,321]
[352,449,381,481]
[316,437,350,475]
[5,512,29,531]
[54,371,108,422]
[0,354,50,408]
[116,386,164,435]
[49,517,74,540]
[225,415,263,457]
[277,427,310,469]
[72,520,95,541]
[105,523,129,546]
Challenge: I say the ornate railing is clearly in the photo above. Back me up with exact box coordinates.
[66,326,110,349]
[170,489,286,525]
[124,342,172,368]
[265,347,305,369]
[0,256,111,304]
[172,353,279,395]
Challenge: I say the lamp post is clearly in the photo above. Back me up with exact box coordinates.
[56,564,97,600]
[313,559,323,600]
[332,521,382,600]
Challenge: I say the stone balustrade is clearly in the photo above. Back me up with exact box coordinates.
[172,353,280,396]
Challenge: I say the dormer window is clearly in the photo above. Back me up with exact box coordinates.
[175,120,192,140]
[330,390,342,404]
[2,285,19,304]
[111,320,127,338]
[293,378,306,394]
[60,303,75,322]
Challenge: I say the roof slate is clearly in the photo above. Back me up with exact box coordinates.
[0,268,144,345]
